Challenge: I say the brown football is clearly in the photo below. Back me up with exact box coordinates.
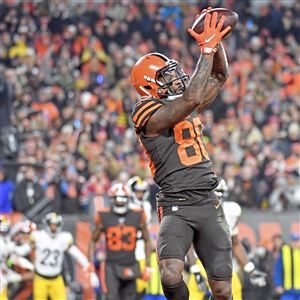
[191,8,238,37]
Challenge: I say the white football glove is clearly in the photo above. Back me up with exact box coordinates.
[249,269,267,287]
[244,261,267,287]
[90,272,100,288]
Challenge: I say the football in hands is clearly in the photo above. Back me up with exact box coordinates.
[192,8,238,37]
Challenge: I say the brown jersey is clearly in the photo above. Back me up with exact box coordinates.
[96,207,146,265]
[131,97,218,206]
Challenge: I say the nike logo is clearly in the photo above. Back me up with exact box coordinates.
[214,201,221,209]
[205,34,216,43]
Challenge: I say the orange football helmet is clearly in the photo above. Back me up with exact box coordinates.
[131,52,189,98]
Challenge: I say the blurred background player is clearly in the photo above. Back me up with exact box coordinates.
[9,219,36,300]
[185,178,268,300]
[128,176,152,224]
[127,176,155,298]
[0,215,33,300]
[215,178,267,298]
[91,183,151,300]
[21,212,98,300]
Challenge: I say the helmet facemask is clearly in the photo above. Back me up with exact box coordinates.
[131,52,190,99]
[44,213,63,238]
[112,196,129,215]
[133,183,149,204]
[109,183,131,215]
[128,176,149,205]
[156,61,189,98]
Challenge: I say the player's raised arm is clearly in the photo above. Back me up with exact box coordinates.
[196,42,229,112]
[131,12,230,136]
[143,53,214,135]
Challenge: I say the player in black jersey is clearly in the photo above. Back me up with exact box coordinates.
[90,183,151,300]
[130,9,233,300]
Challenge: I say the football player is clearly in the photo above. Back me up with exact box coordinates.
[130,8,232,300]
[215,179,267,298]
[9,219,36,300]
[128,176,152,224]
[0,215,33,300]
[186,179,267,300]
[22,212,99,300]
[91,183,152,300]
[127,176,154,297]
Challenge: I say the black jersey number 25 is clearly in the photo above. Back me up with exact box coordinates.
[41,248,60,267]
[174,117,209,166]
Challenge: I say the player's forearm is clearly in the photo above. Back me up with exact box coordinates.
[68,245,89,268]
[145,240,151,267]
[184,53,215,106]
[13,243,32,256]
[196,43,228,112]
[142,227,151,267]
[145,54,214,134]
[9,254,34,271]
[144,237,151,267]
[211,42,229,82]
[232,236,249,268]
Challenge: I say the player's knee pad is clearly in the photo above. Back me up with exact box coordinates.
[210,260,232,280]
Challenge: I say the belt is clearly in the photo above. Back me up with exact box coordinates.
[35,271,61,279]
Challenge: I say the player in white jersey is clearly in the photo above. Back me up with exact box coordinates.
[127,177,154,296]
[128,176,152,224]
[185,179,268,300]
[128,176,153,260]
[215,179,267,299]
[26,212,99,300]
[0,215,33,300]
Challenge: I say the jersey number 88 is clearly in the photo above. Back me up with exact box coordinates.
[174,117,209,166]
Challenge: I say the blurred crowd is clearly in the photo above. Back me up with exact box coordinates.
[0,0,299,216]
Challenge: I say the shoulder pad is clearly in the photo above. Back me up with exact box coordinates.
[60,231,74,244]
[131,98,163,130]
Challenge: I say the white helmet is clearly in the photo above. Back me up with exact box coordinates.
[109,183,131,215]
[128,176,149,205]
[44,212,63,237]
[214,178,229,200]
